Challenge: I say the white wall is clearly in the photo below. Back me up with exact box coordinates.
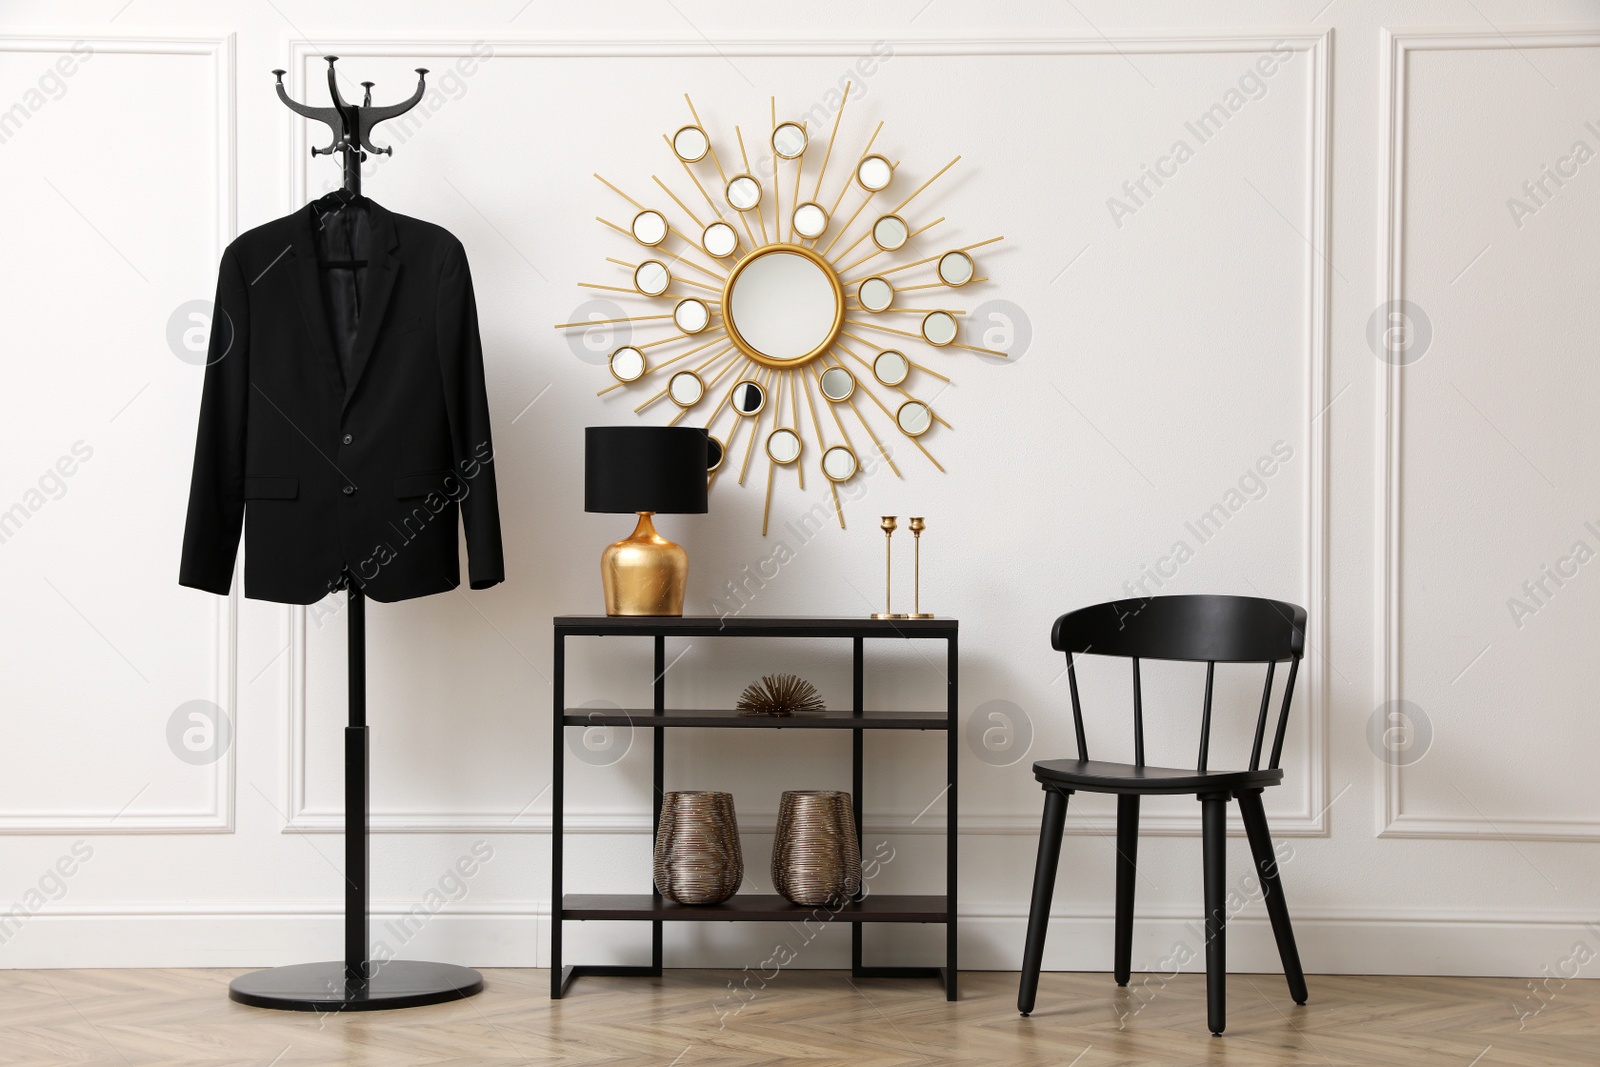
[1,0,1597,983]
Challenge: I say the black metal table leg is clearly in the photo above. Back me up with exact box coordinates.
[551,632,565,999]
[852,635,865,977]
[945,632,958,1001]
[652,635,665,975]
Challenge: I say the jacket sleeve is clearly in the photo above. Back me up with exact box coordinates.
[179,245,250,595]
[436,239,505,590]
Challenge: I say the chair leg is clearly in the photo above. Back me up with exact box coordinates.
[1113,794,1139,986]
[1017,787,1070,1016]
[1238,789,1308,1005]
[1201,795,1228,1035]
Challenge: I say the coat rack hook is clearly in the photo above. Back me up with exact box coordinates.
[271,58,430,167]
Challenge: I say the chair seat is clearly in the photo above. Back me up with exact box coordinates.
[1032,758,1283,796]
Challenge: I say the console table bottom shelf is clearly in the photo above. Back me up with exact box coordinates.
[562,893,947,922]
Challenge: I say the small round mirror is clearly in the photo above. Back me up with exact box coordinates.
[703,221,738,258]
[819,366,856,402]
[858,276,894,313]
[672,125,710,163]
[609,346,646,383]
[631,209,668,247]
[896,400,933,437]
[633,260,670,296]
[767,428,802,464]
[668,370,705,407]
[821,445,858,482]
[792,202,828,240]
[857,154,893,192]
[726,175,762,212]
[872,215,910,251]
[873,349,910,386]
[772,122,807,160]
[731,379,766,415]
[706,434,726,471]
[938,250,975,286]
[674,298,710,334]
[921,310,958,347]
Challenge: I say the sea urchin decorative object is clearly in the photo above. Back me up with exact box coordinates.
[736,673,826,717]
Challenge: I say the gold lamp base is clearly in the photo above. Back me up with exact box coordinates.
[601,512,688,616]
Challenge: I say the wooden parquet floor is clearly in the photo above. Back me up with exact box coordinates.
[0,968,1593,1067]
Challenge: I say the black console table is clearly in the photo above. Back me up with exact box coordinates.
[551,615,957,1000]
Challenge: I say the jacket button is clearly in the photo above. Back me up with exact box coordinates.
[342,486,355,496]
[342,433,354,445]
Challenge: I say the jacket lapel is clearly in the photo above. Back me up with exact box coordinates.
[287,209,345,395]
[342,201,401,411]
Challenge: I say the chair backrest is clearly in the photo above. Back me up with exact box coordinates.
[1050,595,1306,772]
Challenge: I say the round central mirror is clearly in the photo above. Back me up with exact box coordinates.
[724,247,844,368]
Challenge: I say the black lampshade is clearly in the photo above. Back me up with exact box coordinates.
[585,426,710,514]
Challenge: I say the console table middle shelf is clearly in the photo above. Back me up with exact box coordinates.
[551,614,957,1001]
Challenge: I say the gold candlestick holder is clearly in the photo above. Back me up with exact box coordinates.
[907,516,934,619]
[871,516,908,619]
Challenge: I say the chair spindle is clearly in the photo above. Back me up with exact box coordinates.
[1131,657,1145,767]
[1268,656,1301,769]
[1197,661,1215,773]
[1066,652,1088,761]
[1249,659,1277,771]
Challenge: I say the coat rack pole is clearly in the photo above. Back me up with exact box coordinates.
[228,57,483,1013]
[344,583,368,984]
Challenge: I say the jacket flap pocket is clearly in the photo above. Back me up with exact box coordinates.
[394,470,453,499]
[244,477,299,500]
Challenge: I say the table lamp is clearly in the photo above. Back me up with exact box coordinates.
[585,426,709,616]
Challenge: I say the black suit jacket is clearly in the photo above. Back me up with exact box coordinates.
[180,197,505,604]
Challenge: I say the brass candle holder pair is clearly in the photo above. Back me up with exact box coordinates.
[870,516,934,620]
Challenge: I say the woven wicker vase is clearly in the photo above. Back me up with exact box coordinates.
[653,791,744,905]
[771,790,862,906]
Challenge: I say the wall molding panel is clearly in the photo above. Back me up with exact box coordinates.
[0,33,237,835]
[1376,27,1600,841]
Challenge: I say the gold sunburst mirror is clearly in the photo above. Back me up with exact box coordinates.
[560,86,1005,534]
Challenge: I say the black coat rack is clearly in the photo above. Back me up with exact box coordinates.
[228,57,484,1013]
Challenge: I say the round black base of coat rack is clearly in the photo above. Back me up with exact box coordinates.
[228,960,484,1012]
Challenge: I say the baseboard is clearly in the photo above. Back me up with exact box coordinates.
[2,903,1594,978]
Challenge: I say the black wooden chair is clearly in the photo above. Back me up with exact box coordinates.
[1016,594,1309,1035]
